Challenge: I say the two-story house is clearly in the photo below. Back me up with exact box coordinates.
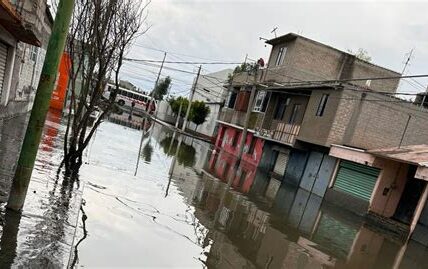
[213,33,428,240]
[0,0,52,201]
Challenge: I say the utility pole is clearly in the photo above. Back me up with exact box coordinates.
[174,101,183,129]
[7,0,75,211]
[148,52,167,116]
[227,64,259,186]
[181,65,201,132]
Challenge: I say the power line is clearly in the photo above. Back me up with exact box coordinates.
[133,43,241,63]
[124,58,241,65]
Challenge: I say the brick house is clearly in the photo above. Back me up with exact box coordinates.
[214,33,428,239]
[0,0,52,201]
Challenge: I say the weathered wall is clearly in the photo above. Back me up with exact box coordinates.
[369,159,409,217]
[0,112,29,201]
[218,124,264,167]
[264,36,399,93]
[298,89,342,146]
[342,90,428,149]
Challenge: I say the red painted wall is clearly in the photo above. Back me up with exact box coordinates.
[207,124,264,194]
[217,124,264,167]
[50,53,71,111]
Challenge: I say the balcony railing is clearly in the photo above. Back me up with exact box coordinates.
[256,122,300,145]
[219,108,260,130]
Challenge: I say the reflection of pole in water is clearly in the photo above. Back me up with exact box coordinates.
[134,118,147,176]
[165,135,183,197]
[0,210,21,268]
[167,131,177,155]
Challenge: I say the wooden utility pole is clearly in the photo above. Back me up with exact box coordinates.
[148,52,166,115]
[181,65,201,132]
[175,101,183,129]
[7,0,75,211]
[227,65,258,187]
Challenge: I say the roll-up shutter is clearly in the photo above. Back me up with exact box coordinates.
[0,42,8,98]
[273,150,289,176]
[334,160,380,201]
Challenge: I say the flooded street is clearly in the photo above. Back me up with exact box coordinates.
[1,116,428,268]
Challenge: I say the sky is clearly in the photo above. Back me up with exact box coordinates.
[120,0,428,98]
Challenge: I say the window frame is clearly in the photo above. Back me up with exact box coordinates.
[316,94,329,117]
[253,90,266,112]
[273,96,289,120]
[288,104,301,124]
[275,47,287,66]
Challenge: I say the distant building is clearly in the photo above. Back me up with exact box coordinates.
[213,32,428,240]
[188,68,233,137]
[0,0,53,201]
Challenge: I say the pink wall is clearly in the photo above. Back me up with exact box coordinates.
[369,159,408,217]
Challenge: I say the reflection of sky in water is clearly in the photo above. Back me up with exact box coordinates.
[2,118,428,268]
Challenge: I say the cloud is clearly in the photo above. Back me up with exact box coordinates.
[121,0,428,95]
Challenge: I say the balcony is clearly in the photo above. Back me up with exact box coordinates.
[218,108,260,130]
[0,0,44,46]
[256,122,300,146]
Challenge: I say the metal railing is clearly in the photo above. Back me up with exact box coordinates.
[256,122,300,145]
[218,108,260,129]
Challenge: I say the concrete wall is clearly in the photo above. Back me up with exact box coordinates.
[264,36,399,92]
[369,159,408,217]
[219,124,264,167]
[336,90,428,149]
[262,92,309,131]
[298,89,342,146]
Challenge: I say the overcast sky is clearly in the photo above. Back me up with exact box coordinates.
[121,0,428,97]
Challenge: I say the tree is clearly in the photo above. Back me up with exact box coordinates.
[227,62,256,84]
[190,101,210,131]
[63,0,150,174]
[152,76,171,100]
[347,48,372,62]
[169,96,189,117]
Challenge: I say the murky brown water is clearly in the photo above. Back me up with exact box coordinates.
[1,115,428,268]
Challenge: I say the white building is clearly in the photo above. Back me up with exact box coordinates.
[187,68,232,138]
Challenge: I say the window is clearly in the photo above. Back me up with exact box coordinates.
[227,90,238,108]
[289,104,301,124]
[274,96,290,120]
[232,132,239,147]
[316,94,329,116]
[30,46,38,62]
[253,91,266,112]
[275,47,287,66]
[248,137,257,154]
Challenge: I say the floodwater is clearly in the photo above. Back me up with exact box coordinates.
[1,113,428,268]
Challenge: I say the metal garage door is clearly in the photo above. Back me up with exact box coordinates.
[273,150,289,176]
[334,160,380,201]
[0,42,8,98]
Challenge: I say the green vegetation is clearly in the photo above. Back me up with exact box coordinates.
[169,97,210,130]
[152,76,172,101]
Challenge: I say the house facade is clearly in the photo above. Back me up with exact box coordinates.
[0,0,52,201]
[188,68,232,138]
[215,33,428,240]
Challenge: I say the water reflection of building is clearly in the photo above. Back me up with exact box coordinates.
[193,157,428,269]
